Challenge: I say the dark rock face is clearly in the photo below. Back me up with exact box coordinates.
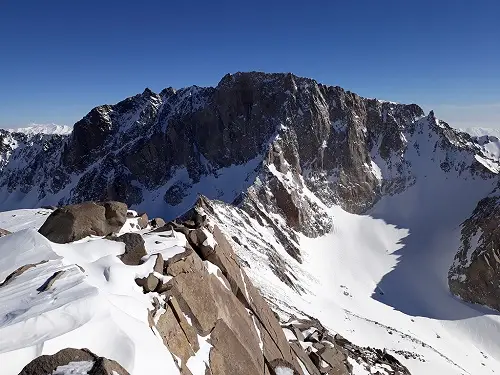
[449,195,500,311]
[38,201,127,243]
[17,348,129,375]
[111,232,147,265]
[0,228,11,237]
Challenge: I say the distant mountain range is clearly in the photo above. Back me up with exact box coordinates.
[6,123,73,136]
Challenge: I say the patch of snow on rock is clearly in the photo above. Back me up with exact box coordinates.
[52,360,94,375]
[186,334,212,375]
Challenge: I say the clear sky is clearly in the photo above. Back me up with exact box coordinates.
[1,0,499,129]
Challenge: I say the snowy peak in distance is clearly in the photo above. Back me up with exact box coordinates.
[459,126,500,138]
[7,123,73,136]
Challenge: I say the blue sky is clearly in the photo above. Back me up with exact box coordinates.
[0,0,499,128]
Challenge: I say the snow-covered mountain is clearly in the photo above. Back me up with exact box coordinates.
[6,123,73,136]
[1,72,500,374]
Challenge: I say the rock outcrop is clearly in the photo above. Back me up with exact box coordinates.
[146,202,315,375]
[449,194,500,310]
[18,348,129,375]
[38,201,127,243]
[282,317,411,375]
[110,232,147,265]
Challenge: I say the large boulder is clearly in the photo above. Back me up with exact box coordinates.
[18,348,129,375]
[38,201,127,243]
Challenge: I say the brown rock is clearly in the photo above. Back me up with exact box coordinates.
[38,201,127,243]
[167,251,263,369]
[292,326,306,341]
[209,320,261,375]
[168,271,218,335]
[290,341,322,375]
[102,202,128,229]
[18,348,129,375]
[168,295,199,351]
[154,301,197,365]
[151,217,166,228]
[238,268,302,373]
[144,273,159,293]
[137,212,149,229]
[112,233,147,265]
[317,346,350,374]
[204,225,245,293]
[165,247,204,277]
[153,253,164,274]
[188,228,216,258]
[309,351,322,367]
[136,273,160,293]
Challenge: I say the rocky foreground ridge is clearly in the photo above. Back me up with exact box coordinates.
[1,199,411,375]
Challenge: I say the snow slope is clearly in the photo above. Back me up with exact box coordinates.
[210,164,500,375]
[0,212,185,375]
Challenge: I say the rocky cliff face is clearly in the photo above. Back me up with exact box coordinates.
[449,191,500,310]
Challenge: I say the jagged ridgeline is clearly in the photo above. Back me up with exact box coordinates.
[1,72,500,375]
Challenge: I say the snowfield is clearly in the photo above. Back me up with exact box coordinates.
[0,214,184,375]
[1,192,500,374]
